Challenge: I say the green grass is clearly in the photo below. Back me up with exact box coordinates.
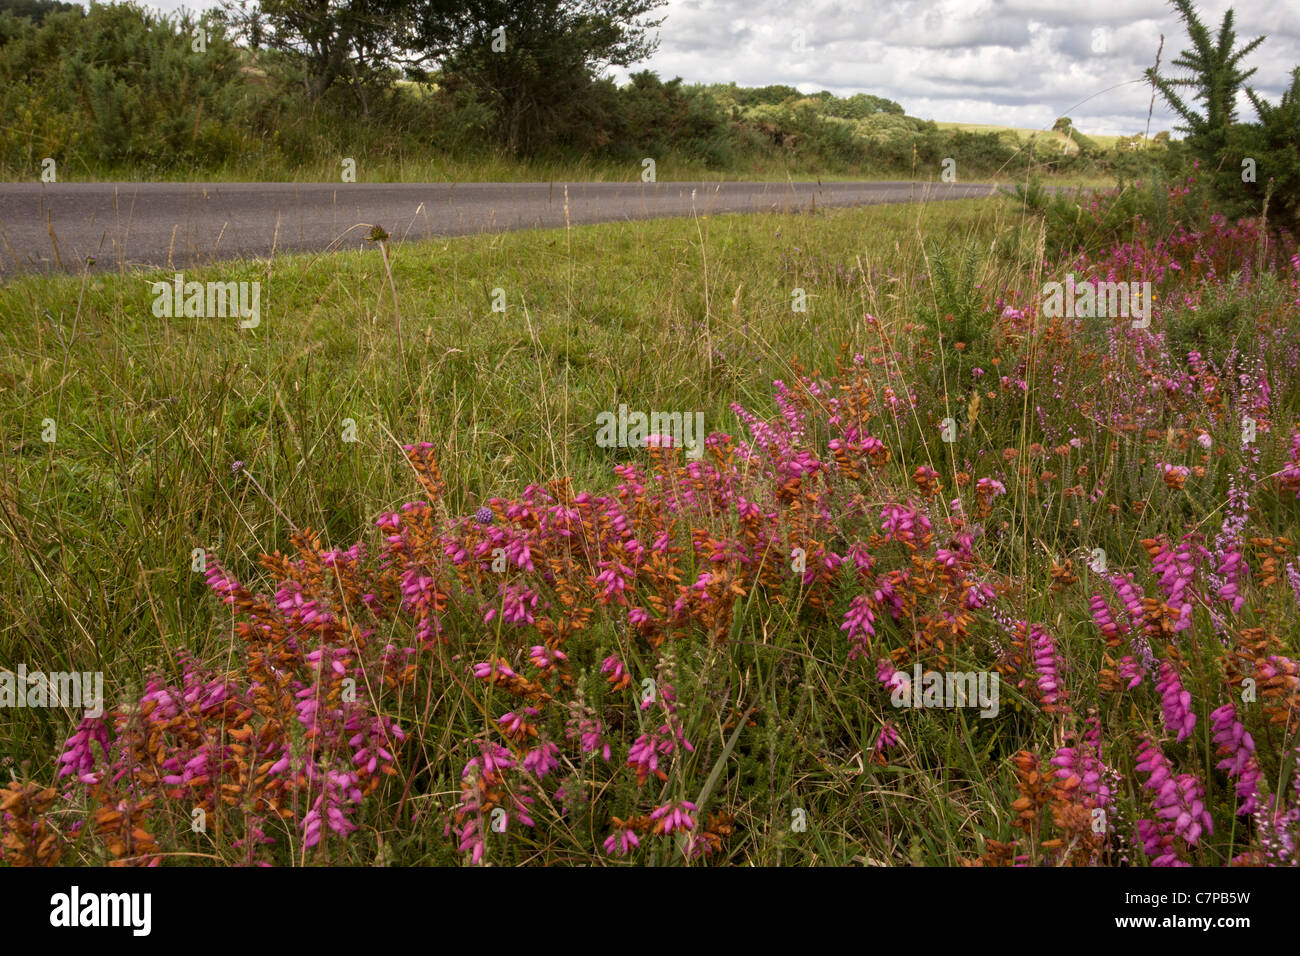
[18,151,1098,185]
[0,195,1015,650]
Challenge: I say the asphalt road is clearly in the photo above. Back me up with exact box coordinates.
[0,180,1003,274]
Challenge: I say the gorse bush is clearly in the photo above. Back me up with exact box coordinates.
[0,2,263,172]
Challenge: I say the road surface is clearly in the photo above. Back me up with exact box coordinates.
[0,180,1004,274]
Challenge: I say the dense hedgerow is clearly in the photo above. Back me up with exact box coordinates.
[0,1,1149,180]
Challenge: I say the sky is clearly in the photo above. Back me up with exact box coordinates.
[143,0,1300,137]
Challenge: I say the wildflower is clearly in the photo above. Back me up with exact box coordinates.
[1118,655,1147,689]
[650,800,697,835]
[1030,625,1066,713]
[626,723,694,785]
[875,722,900,757]
[1109,574,1147,630]
[603,828,640,856]
[565,701,611,762]
[876,658,906,694]
[1209,703,1261,815]
[1087,592,1119,631]
[1159,463,1190,489]
[497,709,540,741]
[528,645,567,671]
[523,741,561,779]
[1156,660,1196,742]
[1134,736,1213,862]
[880,502,932,548]
[841,595,877,660]
[1216,547,1246,614]
[601,655,631,692]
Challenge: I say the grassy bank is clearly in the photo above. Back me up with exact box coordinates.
[3,186,1299,866]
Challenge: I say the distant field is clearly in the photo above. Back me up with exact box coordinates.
[934,120,1132,153]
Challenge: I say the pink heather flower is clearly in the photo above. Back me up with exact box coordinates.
[1135,818,1184,867]
[1089,594,1127,641]
[848,542,875,582]
[496,708,539,738]
[650,800,698,835]
[643,432,675,448]
[600,655,629,687]
[1156,660,1196,742]
[1030,625,1065,711]
[876,658,907,694]
[603,828,641,856]
[594,559,636,604]
[640,681,679,714]
[1197,433,1212,450]
[1216,547,1246,614]
[1210,703,1261,815]
[528,645,567,670]
[880,502,932,547]
[204,563,245,606]
[500,583,539,625]
[1109,573,1146,628]
[522,741,561,779]
[626,723,694,784]
[841,594,877,660]
[565,700,612,762]
[57,716,111,781]
[1284,428,1300,497]
[1134,736,1213,861]
[1049,716,1111,807]
[1150,536,1202,632]
[473,659,515,681]
[875,722,900,755]
[1118,655,1147,689]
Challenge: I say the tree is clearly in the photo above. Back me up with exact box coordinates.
[0,0,80,24]
[1144,0,1264,160]
[217,0,416,109]
[1146,0,1298,232]
[1243,67,1300,231]
[409,0,666,154]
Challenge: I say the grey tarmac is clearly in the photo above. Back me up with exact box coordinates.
[0,179,1006,274]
